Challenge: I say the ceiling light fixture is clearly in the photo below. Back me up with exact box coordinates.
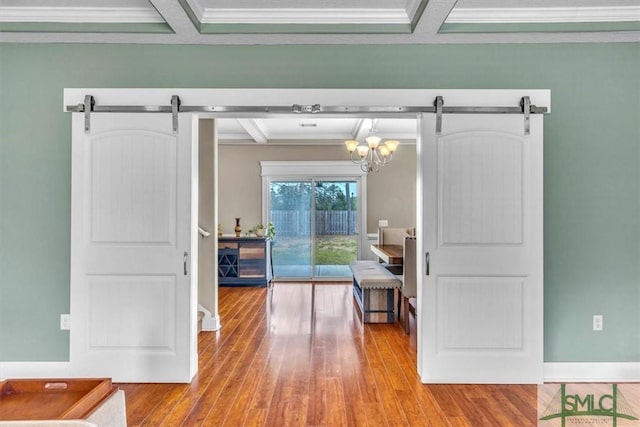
[344,119,399,173]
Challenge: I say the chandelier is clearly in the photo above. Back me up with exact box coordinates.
[344,119,399,173]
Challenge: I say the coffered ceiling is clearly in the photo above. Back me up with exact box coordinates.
[217,118,417,145]
[1,0,638,44]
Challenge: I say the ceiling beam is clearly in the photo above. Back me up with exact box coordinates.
[352,119,370,141]
[412,0,458,34]
[236,119,268,144]
[148,0,199,37]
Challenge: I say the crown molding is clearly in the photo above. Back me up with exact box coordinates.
[447,6,640,24]
[0,6,164,23]
[199,8,410,25]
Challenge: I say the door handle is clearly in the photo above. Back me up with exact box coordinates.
[184,252,188,276]
[425,252,430,276]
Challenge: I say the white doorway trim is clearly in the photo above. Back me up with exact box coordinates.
[64,88,550,383]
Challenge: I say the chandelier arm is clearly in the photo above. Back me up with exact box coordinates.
[372,148,385,166]
[350,151,363,165]
[380,151,390,165]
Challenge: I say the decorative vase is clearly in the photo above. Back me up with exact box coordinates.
[234,218,242,237]
[255,228,265,237]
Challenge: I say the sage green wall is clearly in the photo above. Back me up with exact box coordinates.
[0,43,638,363]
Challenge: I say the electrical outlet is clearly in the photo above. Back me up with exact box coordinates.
[593,315,603,331]
[60,314,70,330]
[378,219,389,227]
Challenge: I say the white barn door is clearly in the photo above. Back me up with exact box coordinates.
[70,113,198,383]
[420,113,543,383]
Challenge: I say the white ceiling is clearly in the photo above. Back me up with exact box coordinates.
[0,0,638,44]
[217,118,417,145]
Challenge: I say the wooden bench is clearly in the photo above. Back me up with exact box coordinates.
[349,261,402,323]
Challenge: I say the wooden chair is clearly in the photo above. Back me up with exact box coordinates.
[378,227,410,246]
[377,227,410,275]
[399,236,417,334]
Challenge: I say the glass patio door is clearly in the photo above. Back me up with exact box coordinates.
[313,180,358,278]
[269,181,313,278]
[269,178,360,280]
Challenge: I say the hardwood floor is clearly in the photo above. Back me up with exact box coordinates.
[117,283,537,426]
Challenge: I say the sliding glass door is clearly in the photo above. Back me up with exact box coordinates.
[269,181,313,278]
[313,180,358,278]
[269,178,360,279]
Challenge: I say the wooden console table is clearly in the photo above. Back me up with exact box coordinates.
[218,236,272,287]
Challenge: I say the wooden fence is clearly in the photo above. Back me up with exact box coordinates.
[271,210,358,236]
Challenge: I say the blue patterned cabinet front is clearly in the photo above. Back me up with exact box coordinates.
[218,237,272,287]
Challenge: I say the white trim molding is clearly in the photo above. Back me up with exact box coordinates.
[198,304,221,331]
[447,6,640,24]
[62,88,551,115]
[544,362,640,383]
[260,160,367,178]
[0,362,73,380]
[198,8,410,25]
[0,6,165,23]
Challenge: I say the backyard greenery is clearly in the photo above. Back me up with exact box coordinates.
[272,235,357,266]
[315,235,358,265]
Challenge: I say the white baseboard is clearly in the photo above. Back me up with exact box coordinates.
[198,304,221,331]
[544,362,640,382]
[0,362,73,380]
[3,361,637,383]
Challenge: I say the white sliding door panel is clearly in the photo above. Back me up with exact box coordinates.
[88,275,176,349]
[440,132,523,246]
[90,131,176,244]
[421,114,543,384]
[71,113,198,383]
[438,276,524,350]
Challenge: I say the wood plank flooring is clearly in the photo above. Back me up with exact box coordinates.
[117,283,537,426]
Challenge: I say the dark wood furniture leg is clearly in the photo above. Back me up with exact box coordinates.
[402,295,410,334]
